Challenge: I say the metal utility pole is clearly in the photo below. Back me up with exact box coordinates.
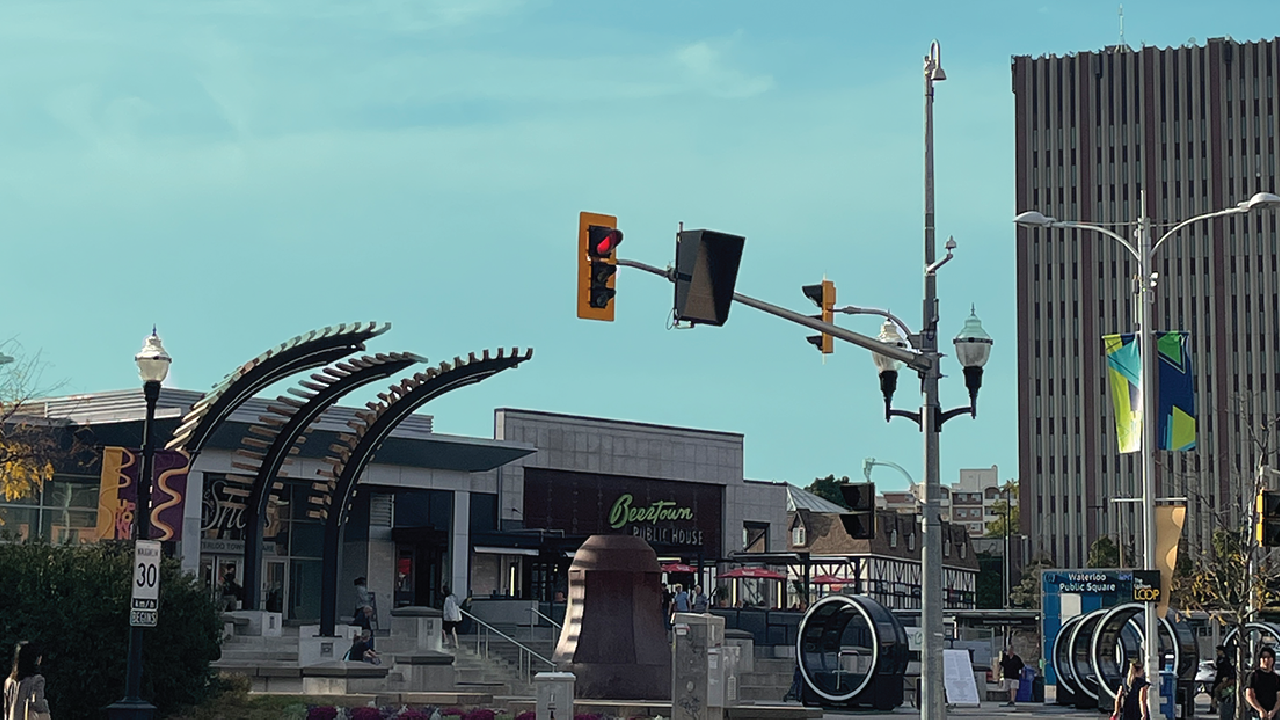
[1004,483,1012,609]
[919,39,946,720]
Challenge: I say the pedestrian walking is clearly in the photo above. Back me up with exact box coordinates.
[442,585,462,649]
[4,641,50,720]
[999,646,1024,707]
[1248,647,1280,719]
[1112,660,1151,720]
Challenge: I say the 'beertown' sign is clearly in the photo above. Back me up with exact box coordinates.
[608,494,695,528]
[523,468,722,557]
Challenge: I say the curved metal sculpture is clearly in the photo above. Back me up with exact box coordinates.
[1222,621,1280,655]
[1052,614,1084,705]
[227,352,426,610]
[316,347,533,635]
[795,595,908,709]
[1066,609,1106,707]
[166,322,390,457]
[1090,604,1196,702]
[1050,605,1198,711]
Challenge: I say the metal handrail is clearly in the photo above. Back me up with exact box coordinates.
[460,609,554,684]
[527,606,563,630]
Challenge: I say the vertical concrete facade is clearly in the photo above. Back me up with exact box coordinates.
[1013,38,1280,567]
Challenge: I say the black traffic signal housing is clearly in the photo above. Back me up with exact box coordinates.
[674,229,746,327]
[577,212,623,321]
[1259,490,1280,547]
[839,481,876,540]
[802,279,836,354]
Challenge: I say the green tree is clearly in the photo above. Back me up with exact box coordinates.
[0,542,221,718]
[1086,536,1120,568]
[805,474,852,509]
[1180,393,1280,720]
[1010,557,1052,609]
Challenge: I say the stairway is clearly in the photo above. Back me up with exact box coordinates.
[735,657,796,704]
[214,627,302,669]
[452,626,557,696]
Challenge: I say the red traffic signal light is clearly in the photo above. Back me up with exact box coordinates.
[592,228,622,257]
[578,213,621,322]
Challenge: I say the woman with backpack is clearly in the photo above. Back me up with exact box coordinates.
[1111,660,1151,720]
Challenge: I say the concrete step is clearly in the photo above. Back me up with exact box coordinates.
[738,685,789,703]
[739,671,793,686]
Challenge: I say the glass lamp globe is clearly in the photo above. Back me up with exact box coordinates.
[135,328,172,383]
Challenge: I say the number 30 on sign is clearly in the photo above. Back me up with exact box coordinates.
[130,540,161,627]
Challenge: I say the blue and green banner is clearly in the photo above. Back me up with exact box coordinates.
[1102,332,1196,453]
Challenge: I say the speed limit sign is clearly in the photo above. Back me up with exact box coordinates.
[130,540,161,627]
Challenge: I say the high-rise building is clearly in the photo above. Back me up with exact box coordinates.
[1013,38,1280,567]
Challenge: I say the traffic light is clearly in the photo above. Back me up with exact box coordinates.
[578,212,623,321]
[802,279,836,353]
[1258,490,1280,547]
[674,229,745,326]
[839,481,876,540]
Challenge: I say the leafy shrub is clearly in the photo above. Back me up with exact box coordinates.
[0,542,221,718]
[307,706,340,720]
[515,712,536,720]
[464,709,495,720]
[397,709,432,720]
[350,707,383,720]
[441,708,465,716]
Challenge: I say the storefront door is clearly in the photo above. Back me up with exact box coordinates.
[289,558,322,622]
[394,541,444,608]
[265,560,286,614]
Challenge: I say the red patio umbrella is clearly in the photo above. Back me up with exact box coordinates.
[662,563,696,573]
[810,574,856,585]
[719,567,786,580]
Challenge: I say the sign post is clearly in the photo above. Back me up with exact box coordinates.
[130,540,161,628]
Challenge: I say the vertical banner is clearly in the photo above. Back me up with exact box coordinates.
[1154,504,1187,618]
[1103,333,1143,453]
[97,446,191,541]
[1156,331,1196,451]
[1103,332,1198,454]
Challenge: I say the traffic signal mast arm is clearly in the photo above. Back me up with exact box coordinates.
[616,257,928,372]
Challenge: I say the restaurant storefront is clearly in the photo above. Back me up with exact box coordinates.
[470,409,788,605]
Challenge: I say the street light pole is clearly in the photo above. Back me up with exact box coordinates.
[1134,204,1162,717]
[1004,482,1012,609]
[919,38,947,720]
[108,328,171,720]
[1015,189,1280,718]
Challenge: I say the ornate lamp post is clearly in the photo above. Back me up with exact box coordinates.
[107,328,171,720]
[872,295,993,720]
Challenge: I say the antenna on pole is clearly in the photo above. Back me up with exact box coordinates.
[1118,4,1125,47]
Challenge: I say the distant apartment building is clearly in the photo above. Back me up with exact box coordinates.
[874,466,1005,538]
[1013,37,1280,567]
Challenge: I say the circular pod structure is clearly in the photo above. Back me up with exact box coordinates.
[796,595,909,709]
[1066,610,1107,707]
[1090,604,1197,702]
[1051,614,1085,705]
[1222,621,1280,653]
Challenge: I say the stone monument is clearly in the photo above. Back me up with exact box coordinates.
[552,534,671,699]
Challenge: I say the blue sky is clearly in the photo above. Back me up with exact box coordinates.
[2,1,1277,493]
